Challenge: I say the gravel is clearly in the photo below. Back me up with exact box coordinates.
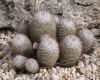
[0,51,99,80]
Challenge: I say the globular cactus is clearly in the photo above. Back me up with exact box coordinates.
[29,11,56,42]
[13,55,27,69]
[25,58,39,73]
[58,35,82,67]
[11,33,33,57]
[37,34,59,67]
[57,18,76,42]
[78,29,95,54]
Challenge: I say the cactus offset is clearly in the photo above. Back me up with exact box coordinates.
[25,58,39,73]
[29,11,56,42]
[37,34,59,67]
[78,29,95,54]
[59,35,82,67]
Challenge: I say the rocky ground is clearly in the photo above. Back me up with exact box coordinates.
[0,0,100,80]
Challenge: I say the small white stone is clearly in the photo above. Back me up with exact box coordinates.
[52,67,57,74]
[15,77,22,80]
[78,61,84,68]
[44,73,50,80]
[57,68,64,74]
[9,69,16,78]
[42,68,48,76]
[76,73,80,77]
[71,67,76,74]
[66,69,71,77]
[50,74,59,80]
[64,68,68,73]
[22,74,30,80]
[80,67,86,74]
[43,68,48,73]
[56,66,60,71]
[78,75,85,80]
[39,68,44,72]
[1,74,11,80]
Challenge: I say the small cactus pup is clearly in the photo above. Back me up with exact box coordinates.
[12,33,33,57]
[13,55,27,69]
[58,35,82,67]
[29,11,56,43]
[25,58,39,73]
[57,18,76,42]
[77,29,95,54]
[37,34,59,67]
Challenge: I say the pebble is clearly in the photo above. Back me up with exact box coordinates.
[79,67,86,74]
[9,69,16,78]
[76,73,80,77]
[1,73,11,80]
[78,60,84,68]
[52,67,57,74]
[21,75,30,80]
[71,67,76,74]
[50,74,59,80]
[57,68,64,74]
[77,75,86,80]
[15,77,22,80]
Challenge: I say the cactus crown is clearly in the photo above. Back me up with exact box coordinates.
[34,11,53,23]
[40,34,59,52]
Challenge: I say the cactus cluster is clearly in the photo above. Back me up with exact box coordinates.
[13,55,27,69]
[0,10,96,73]
[13,55,39,73]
